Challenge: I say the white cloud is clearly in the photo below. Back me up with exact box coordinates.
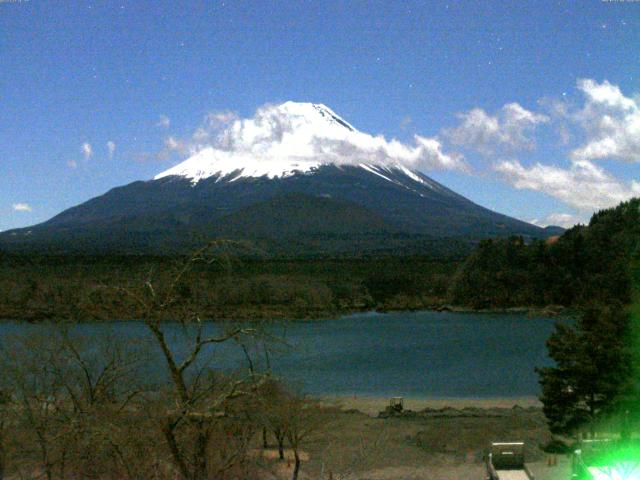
[487,80,640,217]
[206,110,238,125]
[12,203,32,212]
[107,140,116,158]
[154,136,187,161]
[308,131,467,172]
[495,158,640,211]
[191,111,241,144]
[545,212,580,227]
[81,142,93,159]
[444,103,549,155]
[157,115,171,129]
[531,212,583,228]
[570,79,640,163]
[578,78,636,111]
[164,136,183,152]
[159,102,467,173]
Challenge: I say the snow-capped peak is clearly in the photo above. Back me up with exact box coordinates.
[308,103,356,132]
[154,101,465,184]
[154,102,357,183]
[155,147,323,184]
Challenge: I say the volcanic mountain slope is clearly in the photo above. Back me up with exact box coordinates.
[0,102,557,256]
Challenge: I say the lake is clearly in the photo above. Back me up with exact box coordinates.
[0,310,562,398]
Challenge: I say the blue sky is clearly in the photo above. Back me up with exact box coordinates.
[1,0,639,232]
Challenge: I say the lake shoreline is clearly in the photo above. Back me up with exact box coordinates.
[321,395,542,417]
[0,304,574,323]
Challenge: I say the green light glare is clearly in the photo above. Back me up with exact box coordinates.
[588,464,640,480]
[576,442,640,480]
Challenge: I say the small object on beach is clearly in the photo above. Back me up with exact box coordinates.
[378,397,407,417]
[390,396,404,412]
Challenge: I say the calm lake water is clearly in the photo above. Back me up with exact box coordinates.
[0,311,562,398]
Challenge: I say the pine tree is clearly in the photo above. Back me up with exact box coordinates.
[537,303,633,436]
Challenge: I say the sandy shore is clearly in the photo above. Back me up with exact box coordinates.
[321,395,542,416]
[302,394,559,480]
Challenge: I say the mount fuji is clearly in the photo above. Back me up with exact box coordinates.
[0,102,559,256]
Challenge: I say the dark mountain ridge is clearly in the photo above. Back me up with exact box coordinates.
[0,164,557,256]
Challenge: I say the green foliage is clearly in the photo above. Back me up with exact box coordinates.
[0,254,459,321]
[537,303,633,436]
[450,198,640,309]
[539,438,572,454]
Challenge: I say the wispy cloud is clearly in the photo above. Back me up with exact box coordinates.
[156,114,171,129]
[12,203,32,212]
[81,142,93,159]
[530,212,583,229]
[400,116,412,130]
[494,158,640,211]
[67,159,78,169]
[444,103,549,155]
[152,136,186,162]
[164,136,183,152]
[107,140,116,158]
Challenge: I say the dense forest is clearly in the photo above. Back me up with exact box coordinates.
[0,253,460,321]
[449,198,640,310]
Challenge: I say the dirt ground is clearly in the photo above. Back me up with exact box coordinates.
[322,396,543,417]
[263,396,572,480]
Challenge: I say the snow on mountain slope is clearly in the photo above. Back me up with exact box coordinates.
[356,163,448,196]
[155,147,322,184]
[155,101,466,184]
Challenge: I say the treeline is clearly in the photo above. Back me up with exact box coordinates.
[449,198,640,310]
[0,254,460,321]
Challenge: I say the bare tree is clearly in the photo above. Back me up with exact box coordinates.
[0,327,151,479]
[257,379,292,461]
[110,243,267,480]
[284,395,326,480]
[0,332,70,480]
[52,329,149,478]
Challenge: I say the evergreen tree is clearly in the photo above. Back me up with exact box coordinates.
[537,303,633,436]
